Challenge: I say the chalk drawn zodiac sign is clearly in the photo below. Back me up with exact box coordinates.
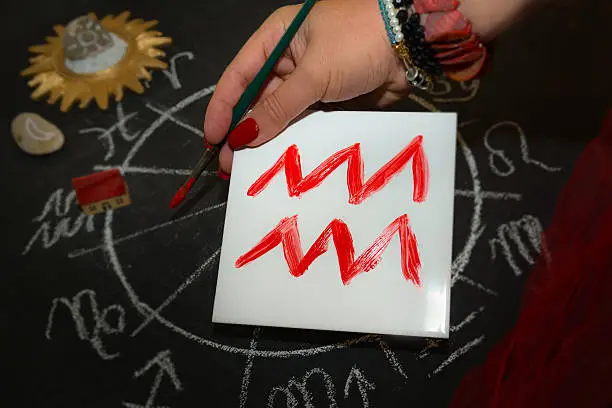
[484,121,562,177]
[79,102,140,161]
[267,366,375,408]
[123,350,183,408]
[22,188,95,255]
[45,289,126,360]
[148,51,195,90]
[428,78,480,103]
[489,214,544,276]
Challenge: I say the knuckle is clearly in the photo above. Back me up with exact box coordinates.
[261,93,288,126]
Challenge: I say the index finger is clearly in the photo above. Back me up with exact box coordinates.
[203,9,294,144]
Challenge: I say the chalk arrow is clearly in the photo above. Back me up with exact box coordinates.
[122,350,182,408]
[344,365,375,407]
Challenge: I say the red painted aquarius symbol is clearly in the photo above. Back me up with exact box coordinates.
[247,135,429,204]
[235,214,421,286]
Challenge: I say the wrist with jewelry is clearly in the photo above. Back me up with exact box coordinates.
[377,0,490,91]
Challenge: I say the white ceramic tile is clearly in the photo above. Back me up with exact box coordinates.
[213,110,457,338]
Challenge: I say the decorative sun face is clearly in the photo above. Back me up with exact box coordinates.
[21,11,171,112]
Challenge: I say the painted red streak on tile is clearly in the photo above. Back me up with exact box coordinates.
[235,214,421,286]
[247,136,429,204]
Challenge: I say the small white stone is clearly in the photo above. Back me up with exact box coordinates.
[387,9,396,18]
[386,3,394,11]
[390,17,399,26]
[395,32,404,42]
[11,112,64,155]
[393,25,402,33]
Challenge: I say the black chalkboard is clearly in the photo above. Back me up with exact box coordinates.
[2,0,611,407]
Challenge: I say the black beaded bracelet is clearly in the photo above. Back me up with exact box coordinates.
[378,0,437,89]
[402,12,443,76]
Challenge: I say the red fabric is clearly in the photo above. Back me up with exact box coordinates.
[72,168,127,205]
[450,110,612,408]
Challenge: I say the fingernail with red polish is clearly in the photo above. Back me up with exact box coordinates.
[227,118,259,150]
[204,139,213,149]
[217,167,230,181]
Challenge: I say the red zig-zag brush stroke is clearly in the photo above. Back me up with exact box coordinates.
[235,214,421,286]
[247,135,429,204]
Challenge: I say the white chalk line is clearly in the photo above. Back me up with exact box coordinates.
[455,189,522,201]
[344,365,375,407]
[455,275,498,296]
[130,248,222,336]
[123,349,182,408]
[451,306,485,333]
[240,328,261,408]
[451,130,492,295]
[430,336,485,375]
[68,202,226,258]
[122,85,216,167]
[145,103,204,138]
[376,337,409,381]
[484,121,561,177]
[93,164,213,177]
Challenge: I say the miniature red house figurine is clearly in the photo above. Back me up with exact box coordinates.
[72,168,131,215]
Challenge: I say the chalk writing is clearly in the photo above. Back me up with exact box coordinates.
[484,121,561,177]
[162,51,194,90]
[45,289,125,360]
[267,365,375,408]
[123,350,182,408]
[145,51,195,90]
[429,78,480,103]
[23,188,95,255]
[451,306,485,333]
[430,336,485,375]
[79,102,141,161]
[236,214,421,286]
[375,337,409,381]
[344,365,375,407]
[490,214,543,276]
[267,368,338,408]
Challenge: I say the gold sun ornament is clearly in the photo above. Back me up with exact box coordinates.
[21,11,172,112]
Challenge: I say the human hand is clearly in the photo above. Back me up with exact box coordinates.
[203,0,410,175]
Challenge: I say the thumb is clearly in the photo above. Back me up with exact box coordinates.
[227,64,322,150]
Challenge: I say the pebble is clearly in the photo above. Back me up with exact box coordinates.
[11,112,64,155]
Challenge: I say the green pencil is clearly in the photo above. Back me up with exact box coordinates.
[170,0,317,209]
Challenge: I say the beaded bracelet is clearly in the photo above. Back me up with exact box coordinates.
[378,0,489,90]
